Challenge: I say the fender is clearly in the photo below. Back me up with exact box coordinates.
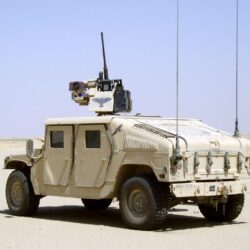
[4,154,32,170]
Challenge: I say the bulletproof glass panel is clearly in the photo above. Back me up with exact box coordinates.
[50,131,64,148]
[86,130,101,148]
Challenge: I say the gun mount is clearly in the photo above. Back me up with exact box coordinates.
[69,32,132,115]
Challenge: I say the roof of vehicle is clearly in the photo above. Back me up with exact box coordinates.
[45,115,199,125]
[45,116,114,125]
[45,115,236,140]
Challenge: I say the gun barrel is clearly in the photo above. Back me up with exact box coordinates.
[101,32,109,80]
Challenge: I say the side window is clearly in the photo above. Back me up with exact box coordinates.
[50,131,64,148]
[86,130,101,148]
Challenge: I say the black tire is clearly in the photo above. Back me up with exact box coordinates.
[81,199,112,210]
[6,170,40,216]
[119,175,168,230]
[198,194,244,222]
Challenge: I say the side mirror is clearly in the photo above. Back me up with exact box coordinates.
[26,139,34,158]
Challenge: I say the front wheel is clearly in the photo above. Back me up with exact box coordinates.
[6,170,40,216]
[198,194,244,222]
[119,175,168,230]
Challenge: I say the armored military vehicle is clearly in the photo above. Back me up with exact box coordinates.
[4,33,250,230]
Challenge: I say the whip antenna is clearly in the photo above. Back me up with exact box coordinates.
[171,0,182,166]
[175,0,180,153]
[234,0,239,137]
[101,32,109,80]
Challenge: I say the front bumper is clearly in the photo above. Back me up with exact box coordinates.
[170,180,250,198]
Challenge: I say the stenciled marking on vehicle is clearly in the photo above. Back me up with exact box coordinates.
[209,185,216,192]
[92,97,112,107]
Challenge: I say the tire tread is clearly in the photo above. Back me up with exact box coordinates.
[119,174,169,230]
[6,170,40,216]
[198,194,244,222]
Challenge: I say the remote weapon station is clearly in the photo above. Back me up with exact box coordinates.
[69,32,132,115]
[3,32,250,230]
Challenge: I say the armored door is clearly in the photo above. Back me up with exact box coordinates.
[43,125,73,186]
[74,124,111,187]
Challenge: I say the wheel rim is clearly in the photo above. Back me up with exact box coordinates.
[10,181,24,207]
[128,189,149,218]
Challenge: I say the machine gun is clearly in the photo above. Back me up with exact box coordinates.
[69,32,132,115]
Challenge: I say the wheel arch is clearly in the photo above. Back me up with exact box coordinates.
[4,160,31,172]
[113,164,157,197]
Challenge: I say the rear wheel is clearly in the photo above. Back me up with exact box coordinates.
[6,170,40,216]
[81,199,112,210]
[198,194,244,222]
[119,175,168,230]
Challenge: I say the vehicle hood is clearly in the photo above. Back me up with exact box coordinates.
[133,118,243,153]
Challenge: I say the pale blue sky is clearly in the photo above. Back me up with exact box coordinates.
[0,0,249,137]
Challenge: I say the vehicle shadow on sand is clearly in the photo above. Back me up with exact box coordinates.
[0,205,245,232]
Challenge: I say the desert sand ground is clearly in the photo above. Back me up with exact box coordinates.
[1,140,250,250]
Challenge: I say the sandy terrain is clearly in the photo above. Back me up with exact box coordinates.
[243,134,250,139]
[1,141,250,250]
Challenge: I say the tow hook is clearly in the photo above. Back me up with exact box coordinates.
[217,186,229,197]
